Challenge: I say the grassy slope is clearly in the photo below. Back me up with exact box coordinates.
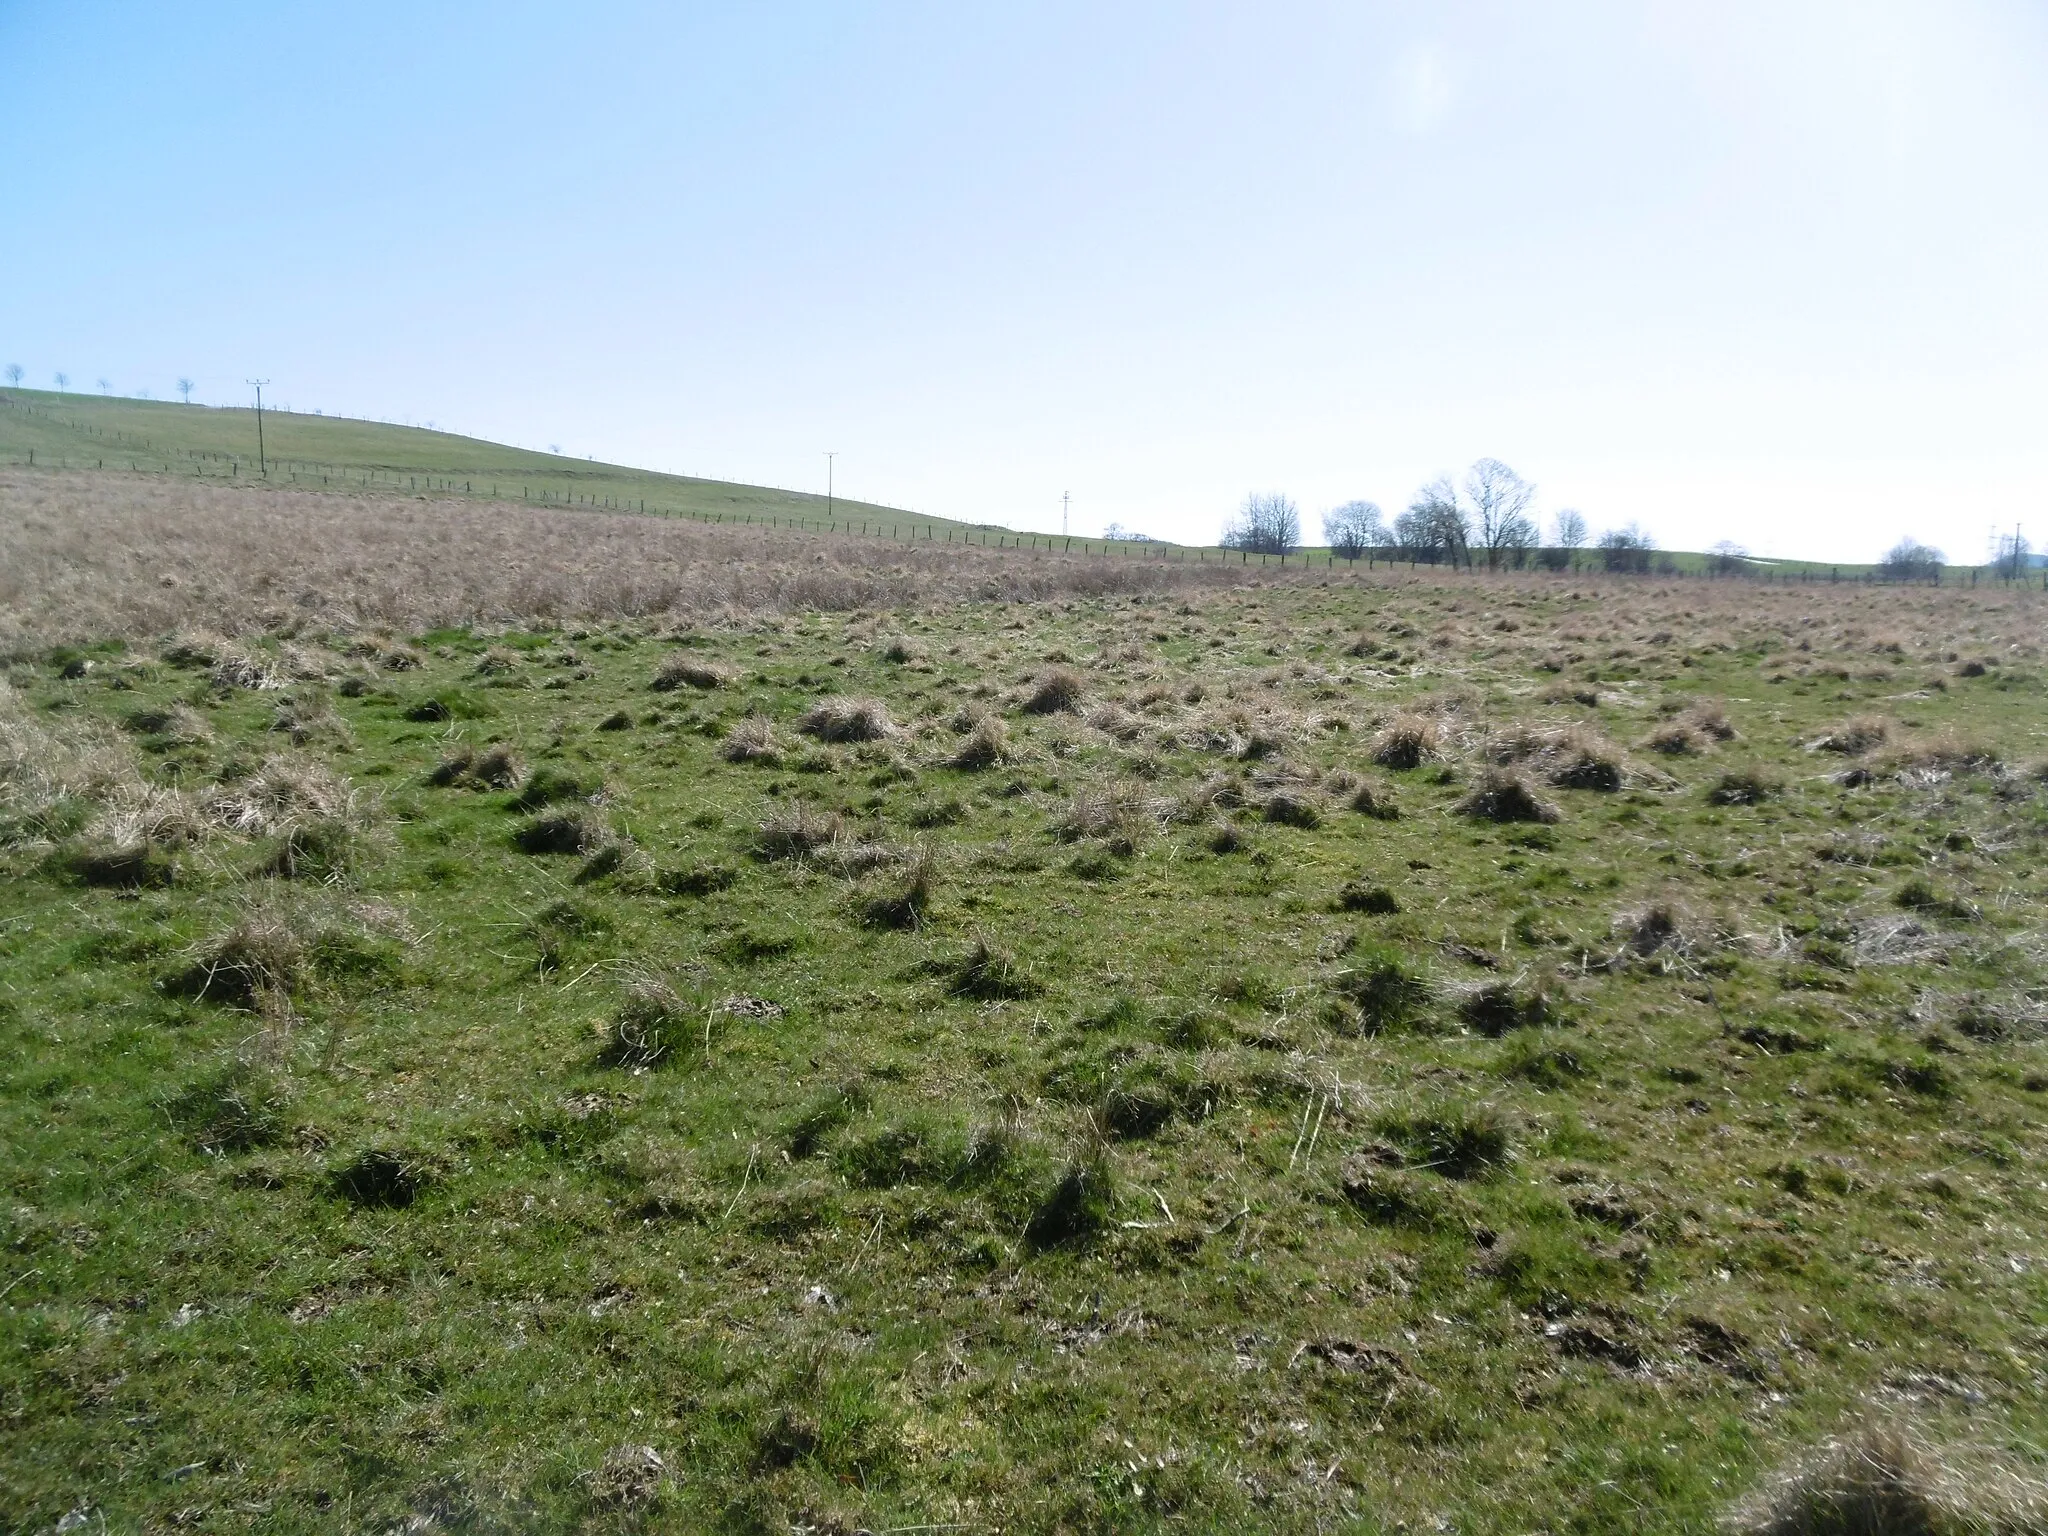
[5,580,2048,1532]
[0,389,1928,576]
[0,389,1012,543]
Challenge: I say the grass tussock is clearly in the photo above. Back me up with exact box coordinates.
[797,694,899,743]
[942,935,1041,1001]
[653,653,735,691]
[858,845,939,930]
[1023,666,1087,715]
[427,740,524,790]
[1809,715,1892,755]
[598,977,702,1069]
[1369,713,1441,770]
[718,714,784,765]
[754,802,846,861]
[1729,1423,2048,1536]
[947,713,1011,770]
[1457,769,1561,824]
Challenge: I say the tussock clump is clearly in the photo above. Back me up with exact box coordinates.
[1261,788,1323,828]
[1170,771,1243,824]
[754,802,846,861]
[1056,783,1158,851]
[1491,725,1627,791]
[1728,1423,2048,1536]
[1369,714,1440,770]
[1458,980,1564,1036]
[1333,949,1433,1033]
[589,1444,670,1509]
[166,908,310,1008]
[948,713,1010,770]
[719,715,783,765]
[1644,720,1709,756]
[427,741,523,789]
[1683,700,1739,742]
[1457,769,1561,824]
[513,809,608,856]
[943,935,1041,1001]
[510,765,599,811]
[160,632,224,669]
[122,701,214,746]
[1377,1103,1513,1180]
[797,694,898,742]
[1346,779,1401,819]
[1809,715,1891,755]
[876,634,919,664]
[1884,730,2002,778]
[1337,880,1400,914]
[209,644,285,692]
[328,1147,434,1209]
[207,755,364,838]
[1084,701,1144,742]
[1618,902,1688,958]
[652,653,734,691]
[168,1063,290,1154]
[1708,770,1774,806]
[1340,1160,1464,1231]
[598,978,700,1069]
[1024,1144,1116,1248]
[1022,666,1087,716]
[269,689,352,748]
[859,845,938,930]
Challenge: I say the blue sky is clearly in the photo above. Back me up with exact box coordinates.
[5,1,2044,559]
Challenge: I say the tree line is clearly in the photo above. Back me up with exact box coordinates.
[1221,459,1954,579]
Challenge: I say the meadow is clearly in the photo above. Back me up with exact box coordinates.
[5,463,2048,1534]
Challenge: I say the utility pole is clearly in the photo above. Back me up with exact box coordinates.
[1062,491,1069,537]
[825,452,836,522]
[247,380,270,476]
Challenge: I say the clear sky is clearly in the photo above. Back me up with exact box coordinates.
[5,2,2044,560]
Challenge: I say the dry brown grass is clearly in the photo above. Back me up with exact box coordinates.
[796,695,899,743]
[0,468,1290,649]
[1730,1423,2048,1536]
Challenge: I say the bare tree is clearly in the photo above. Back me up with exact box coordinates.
[3,364,21,388]
[1464,458,1538,569]
[96,377,110,395]
[1223,492,1300,555]
[1994,530,2031,581]
[1552,508,1587,552]
[1395,477,1469,565]
[1879,539,1943,583]
[1323,500,1386,560]
[1709,539,1749,576]
[1102,522,1156,542]
[177,378,194,404]
[53,372,68,391]
[1596,524,1655,574]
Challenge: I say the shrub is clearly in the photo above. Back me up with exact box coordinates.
[797,695,898,743]
[1457,770,1560,824]
[1369,714,1439,770]
[653,653,733,691]
[1022,667,1086,715]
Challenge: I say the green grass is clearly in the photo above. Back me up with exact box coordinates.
[5,578,2048,1531]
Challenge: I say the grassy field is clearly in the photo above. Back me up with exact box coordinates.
[6,497,2048,1533]
[0,388,1977,579]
